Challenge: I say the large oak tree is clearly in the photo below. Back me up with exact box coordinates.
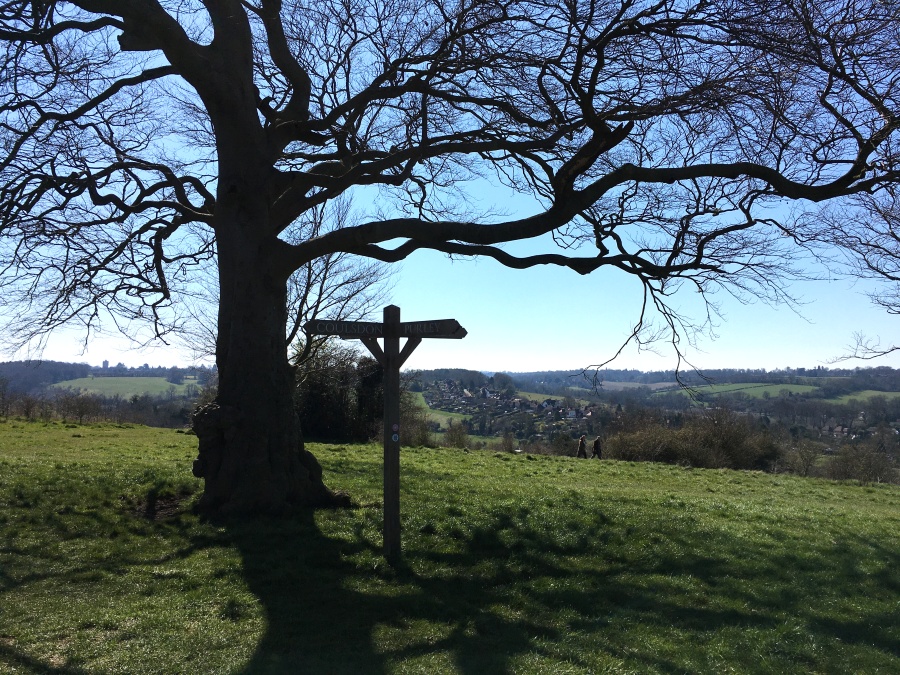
[1,0,898,513]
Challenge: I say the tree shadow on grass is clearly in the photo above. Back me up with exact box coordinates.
[0,643,91,675]
[227,508,569,674]
[223,508,389,674]
[223,502,764,674]
[5,474,898,674]
[227,489,900,674]
[0,490,223,674]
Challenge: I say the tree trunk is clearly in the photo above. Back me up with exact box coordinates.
[190,201,344,514]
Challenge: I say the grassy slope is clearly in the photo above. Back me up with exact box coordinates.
[518,390,593,405]
[832,390,900,404]
[663,382,900,403]
[675,383,822,398]
[50,376,194,397]
[1,420,899,673]
[410,391,469,425]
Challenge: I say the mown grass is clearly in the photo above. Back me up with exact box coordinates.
[674,383,823,399]
[831,390,900,404]
[2,419,899,673]
[410,391,470,425]
[663,382,900,404]
[49,376,196,397]
[517,390,593,405]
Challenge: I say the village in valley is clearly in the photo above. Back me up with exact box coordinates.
[411,366,900,460]
[419,376,605,448]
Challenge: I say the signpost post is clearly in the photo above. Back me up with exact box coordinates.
[305,305,466,564]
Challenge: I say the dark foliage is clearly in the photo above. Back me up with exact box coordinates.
[295,352,383,443]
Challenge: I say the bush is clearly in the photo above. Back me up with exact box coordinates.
[605,426,677,463]
[676,410,779,470]
[783,440,824,477]
[827,443,898,484]
[443,419,469,449]
[400,401,432,447]
[605,410,779,471]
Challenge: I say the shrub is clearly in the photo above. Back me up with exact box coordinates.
[550,433,574,456]
[605,410,779,471]
[443,419,470,449]
[783,440,824,477]
[605,425,677,463]
[400,404,432,447]
[500,431,517,453]
[827,443,898,484]
[675,410,779,470]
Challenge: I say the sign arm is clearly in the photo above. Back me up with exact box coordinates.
[397,337,422,369]
[360,337,386,366]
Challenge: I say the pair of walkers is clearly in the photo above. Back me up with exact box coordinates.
[576,434,602,459]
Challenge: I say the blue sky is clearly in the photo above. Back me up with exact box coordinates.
[10,180,900,373]
[19,240,900,374]
[388,247,900,373]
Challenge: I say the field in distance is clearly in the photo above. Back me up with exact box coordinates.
[665,382,900,401]
[50,376,197,397]
[830,389,900,403]
[669,382,821,398]
[517,382,675,399]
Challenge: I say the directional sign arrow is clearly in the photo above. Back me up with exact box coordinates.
[306,318,467,340]
[303,320,384,338]
[398,319,467,339]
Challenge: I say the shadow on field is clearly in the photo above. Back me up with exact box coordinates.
[226,489,900,674]
[0,643,90,675]
[223,509,386,674]
[223,499,726,674]
[225,505,568,674]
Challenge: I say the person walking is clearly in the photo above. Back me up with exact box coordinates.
[576,435,587,458]
[591,436,602,459]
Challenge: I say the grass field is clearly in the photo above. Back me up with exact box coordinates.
[664,382,900,404]
[2,420,899,673]
[594,381,676,392]
[410,392,470,425]
[50,376,196,397]
[517,390,594,405]
[831,390,900,404]
[676,382,823,399]
[516,391,551,403]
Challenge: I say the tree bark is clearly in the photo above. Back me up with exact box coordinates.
[190,190,344,514]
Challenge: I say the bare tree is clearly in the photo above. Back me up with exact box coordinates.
[1,0,898,513]
[803,188,900,360]
[178,196,392,363]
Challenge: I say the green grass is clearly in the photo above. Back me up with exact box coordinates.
[516,391,549,403]
[670,382,822,399]
[830,390,900,404]
[2,419,899,673]
[663,382,900,404]
[411,391,470,425]
[50,376,196,397]
[517,389,595,406]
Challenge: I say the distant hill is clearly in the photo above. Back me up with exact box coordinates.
[506,369,676,395]
[1,360,213,398]
[0,360,91,393]
[415,368,491,389]
[495,366,900,397]
[49,376,196,397]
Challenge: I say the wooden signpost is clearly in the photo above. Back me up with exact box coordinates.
[305,305,467,564]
